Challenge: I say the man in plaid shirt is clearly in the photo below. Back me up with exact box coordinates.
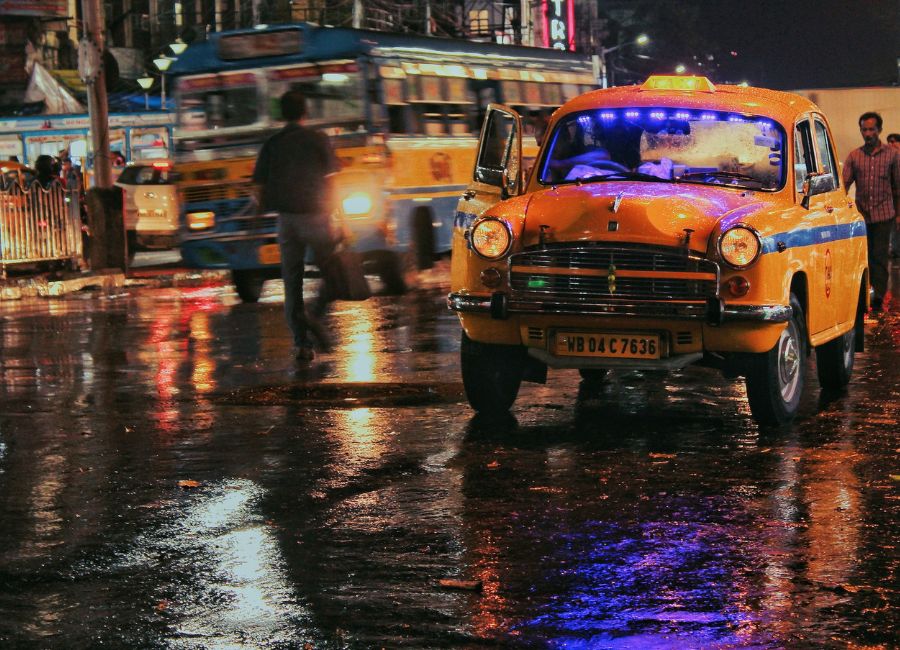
[842,112,900,312]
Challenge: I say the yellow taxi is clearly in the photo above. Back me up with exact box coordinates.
[449,75,869,425]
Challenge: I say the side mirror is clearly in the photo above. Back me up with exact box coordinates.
[500,169,515,200]
[801,177,812,209]
[800,171,834,209]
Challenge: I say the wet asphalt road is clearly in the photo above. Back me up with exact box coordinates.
[0,262,897,649]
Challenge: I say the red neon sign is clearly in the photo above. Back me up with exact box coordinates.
[541,0,575,51]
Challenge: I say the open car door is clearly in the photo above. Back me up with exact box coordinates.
[456,104,523,226]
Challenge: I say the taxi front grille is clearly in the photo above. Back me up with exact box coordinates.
[509,243,719,302]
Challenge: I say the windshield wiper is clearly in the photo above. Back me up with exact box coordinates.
[572,170,671,185]
[679,170,765,187]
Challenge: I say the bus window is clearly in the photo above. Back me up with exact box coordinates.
[541,83,562,106]
[180,85,259,130]
[0,136,23,162]
[132,128,168,161]
[501,80,522,105]
[270,68,365,133]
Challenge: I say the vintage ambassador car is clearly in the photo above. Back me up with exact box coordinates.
[449,75,869,425]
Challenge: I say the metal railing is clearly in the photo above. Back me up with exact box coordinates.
[0,178,84,276]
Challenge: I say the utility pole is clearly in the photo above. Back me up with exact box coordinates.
[80,0,112,189]
[80,0,126,270]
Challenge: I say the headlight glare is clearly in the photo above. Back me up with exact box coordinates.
[470,218,512,259]
[342,192,372,216]
[719,226,761,268]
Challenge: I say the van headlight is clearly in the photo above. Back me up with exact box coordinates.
[342,192,373,216]
[470,217,512,259]
[719,225,761,269]
[187,210,215,230]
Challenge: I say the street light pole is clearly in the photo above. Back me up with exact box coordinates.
[596,34,649,89]
[137,76,153,110]
[153,56,173,109]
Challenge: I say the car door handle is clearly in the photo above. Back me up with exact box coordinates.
[462,190,476,201]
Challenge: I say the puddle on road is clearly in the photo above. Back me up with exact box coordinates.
[214,381,466,408]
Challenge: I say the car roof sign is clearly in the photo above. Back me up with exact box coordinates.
[641,75,716,93]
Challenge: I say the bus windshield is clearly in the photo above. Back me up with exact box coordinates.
[540,108,786,191]
[268,64,365,133]
[177,64,365,134]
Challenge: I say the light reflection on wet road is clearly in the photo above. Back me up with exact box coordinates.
[0,265,897,648]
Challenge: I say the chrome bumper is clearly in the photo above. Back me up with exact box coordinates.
[447,292,793,324]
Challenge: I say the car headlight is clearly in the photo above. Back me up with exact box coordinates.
[187,210,215,230]
[342,192,372,216]
[719,225,761,269]
[470,217,512,259]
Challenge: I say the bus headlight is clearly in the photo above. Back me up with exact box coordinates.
[342,192,373,216]
[470,217,512,259]
[718,225,761,269]
[187,210,215,230]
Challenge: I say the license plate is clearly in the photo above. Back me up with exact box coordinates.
[258,243,281,265]
[555,332,661,359]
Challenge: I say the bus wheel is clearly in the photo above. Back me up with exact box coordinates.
[461,331,525,415]
[365,250,407,295]
[412,207,435,271]
[232,269,266,303]
[745,293,806,425]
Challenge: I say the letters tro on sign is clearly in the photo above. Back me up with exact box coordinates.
[542,0,575,51]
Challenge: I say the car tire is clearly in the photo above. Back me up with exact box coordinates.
[578,368,609,382]
[412,208,435,271]
[745,293,806,426]
[232,269,266,303]
[461,331,525,415]
[815,324,856,391]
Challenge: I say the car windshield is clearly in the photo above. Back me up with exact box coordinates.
[117,165,171,185]
[539,107,786,190]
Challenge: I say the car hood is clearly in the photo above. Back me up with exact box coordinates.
[518,181,769,254]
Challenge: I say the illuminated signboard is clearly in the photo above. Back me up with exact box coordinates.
[542,0,575,51]
[218,29,303,61]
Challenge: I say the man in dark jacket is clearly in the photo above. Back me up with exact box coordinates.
[253,90,340,361]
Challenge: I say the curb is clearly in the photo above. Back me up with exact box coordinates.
[0,268,229,300]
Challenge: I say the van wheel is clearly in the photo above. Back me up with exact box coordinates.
[816,323,856,390]
[745,293,806,425]
[232,269,266,303]
[578,369,608,382]
[461,331,525,415]
[412,208,434,270]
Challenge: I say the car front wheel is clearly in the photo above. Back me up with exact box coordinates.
[745,293,806,426]
[460,331,525,415]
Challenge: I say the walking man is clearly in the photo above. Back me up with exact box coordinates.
[842,112,900,312]
[253,90,340,361]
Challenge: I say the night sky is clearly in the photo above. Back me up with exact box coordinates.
[614,0,900,90]
[694,0,899,89]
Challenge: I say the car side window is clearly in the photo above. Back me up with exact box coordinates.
[813,118,838,192]
[794,120,815,194]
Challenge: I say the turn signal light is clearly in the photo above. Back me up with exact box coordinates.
[726,276,750,297]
